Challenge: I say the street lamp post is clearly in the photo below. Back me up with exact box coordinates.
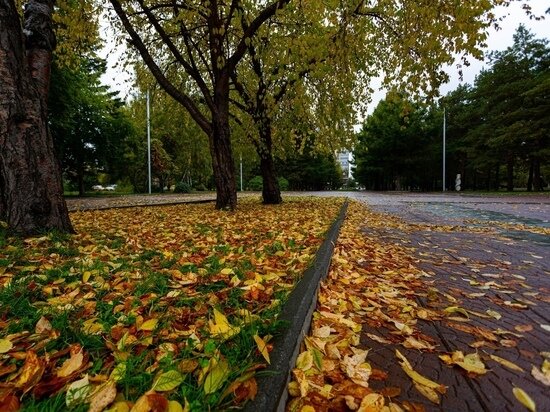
[147,89,152,194]
[443,107,446,192]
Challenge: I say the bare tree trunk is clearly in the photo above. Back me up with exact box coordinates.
[527,158,533,192]
[0,0,73,235]
[533,158,542,192]
[257,123,281,204]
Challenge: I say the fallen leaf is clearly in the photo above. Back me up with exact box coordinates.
[514,325,533,333]
[396,350,446,392]
[57,346,84,377]
[488,354,524,372]
[414,382,440,404]
[139,318,159,331]
[0,394,19,412]
[253,334,270,364]
[357,393,385,410]
[131,392,169,412]
[486,310,501,320]
[444,306,469,318]
[208,309,240,340]
[540,324,550,332]
[89,380,117,412]
[66,375,91,408]
[152,370,184,392]
[0,338,13,354]
[35,316,53,334]
[15,350,45,392]
[296,351,313,371]
[512,387,536,412]
[204,359,229,394]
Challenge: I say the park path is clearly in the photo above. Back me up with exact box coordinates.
[352,192,549,411]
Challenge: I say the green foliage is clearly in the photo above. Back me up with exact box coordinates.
[354,26,550,192]
[247,176,263,191]
[174,181,192,194]
[354,93,440,191]
[278,177,289,191]
[49,58,135,195]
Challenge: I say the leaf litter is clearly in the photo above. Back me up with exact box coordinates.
[287,200,548,411]
[0,197,342,410]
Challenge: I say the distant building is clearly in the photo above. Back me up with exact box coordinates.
[337,150,353,181]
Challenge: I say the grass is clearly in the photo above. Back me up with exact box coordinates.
[0,197,344,411]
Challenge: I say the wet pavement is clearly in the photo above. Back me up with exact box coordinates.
[350,192,549,411]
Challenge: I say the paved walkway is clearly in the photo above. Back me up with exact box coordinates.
[350,192,549,411]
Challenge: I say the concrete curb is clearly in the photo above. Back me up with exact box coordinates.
[244,201,348,412]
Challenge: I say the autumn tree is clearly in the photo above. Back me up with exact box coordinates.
[0,0,73,235]
[108,0,292,210]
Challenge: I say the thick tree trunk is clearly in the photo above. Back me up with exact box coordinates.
[0,0,73,235]
[210,114,237,210]
[257,125,281,205]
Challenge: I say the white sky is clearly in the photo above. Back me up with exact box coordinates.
[100,2,550,110]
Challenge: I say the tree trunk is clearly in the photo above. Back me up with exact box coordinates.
[0,0,73,236]
[257,124,281,204]
[494,163,500,191]
[527,158,533,192]
[533,158,542,191]
[77,164,85,196]
[210,113,237,210]
[506,152,514,192]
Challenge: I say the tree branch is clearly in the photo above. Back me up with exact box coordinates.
[109,0,211,135]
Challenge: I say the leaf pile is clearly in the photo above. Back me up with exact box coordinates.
[0,197,343,411]
[287,200,548,411]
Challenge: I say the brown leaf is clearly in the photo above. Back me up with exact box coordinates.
[57,346,84,377]
[89,380,117,412]
[130,392,169,412]
[14,350,45,393]
[0,393,19,412]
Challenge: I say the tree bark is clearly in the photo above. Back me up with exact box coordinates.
[257,128,282,204]
[210,107,237,210]
[527,158,533,192]
[533,158,542,191]
[0,0,73,235]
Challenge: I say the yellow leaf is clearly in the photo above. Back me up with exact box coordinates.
[513,387,536,412]
[396,350,445,392]
[486,310,502,320]
[0,338,13,353]
[139,318,158,331]
[358,393,385,411]
[455,353,487,375]
[402,336,436,351]
[57,347,84,377]
[253,335,270,364]
[204,358,229,394]
[531,364,550,386]
[83,271,92,282]
[209,308,240,340]
[168,400,184,412]
[220,268,234,275]
[152,370,184,392]
[296,351,313,371]
[107,401,131,412]
[489,354,524,372]
[413,382,440,404]
[110,363,126,382]
[444,306,469,318]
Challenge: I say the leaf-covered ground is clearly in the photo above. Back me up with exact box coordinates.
[0,197,343,411]
[287,200,549,412]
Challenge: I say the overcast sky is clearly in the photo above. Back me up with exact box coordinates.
[100,2,550,110]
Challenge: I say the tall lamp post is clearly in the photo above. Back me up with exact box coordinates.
[147,89,152,194]
[442,107,446,192]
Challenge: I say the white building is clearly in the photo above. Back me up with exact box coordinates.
[336,151,353,181]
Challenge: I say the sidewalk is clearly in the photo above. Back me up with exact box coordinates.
[286,198,549,411]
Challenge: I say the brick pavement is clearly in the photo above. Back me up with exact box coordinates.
[356,196,549,411]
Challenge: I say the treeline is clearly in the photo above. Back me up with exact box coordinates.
[354,26,549,192]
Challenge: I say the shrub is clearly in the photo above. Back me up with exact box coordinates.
[174,181,192,193]
[194,183,207,191]
[278,177,289,191]
[247,176,263,191]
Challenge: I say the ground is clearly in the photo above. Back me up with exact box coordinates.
[287,191,549,412]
